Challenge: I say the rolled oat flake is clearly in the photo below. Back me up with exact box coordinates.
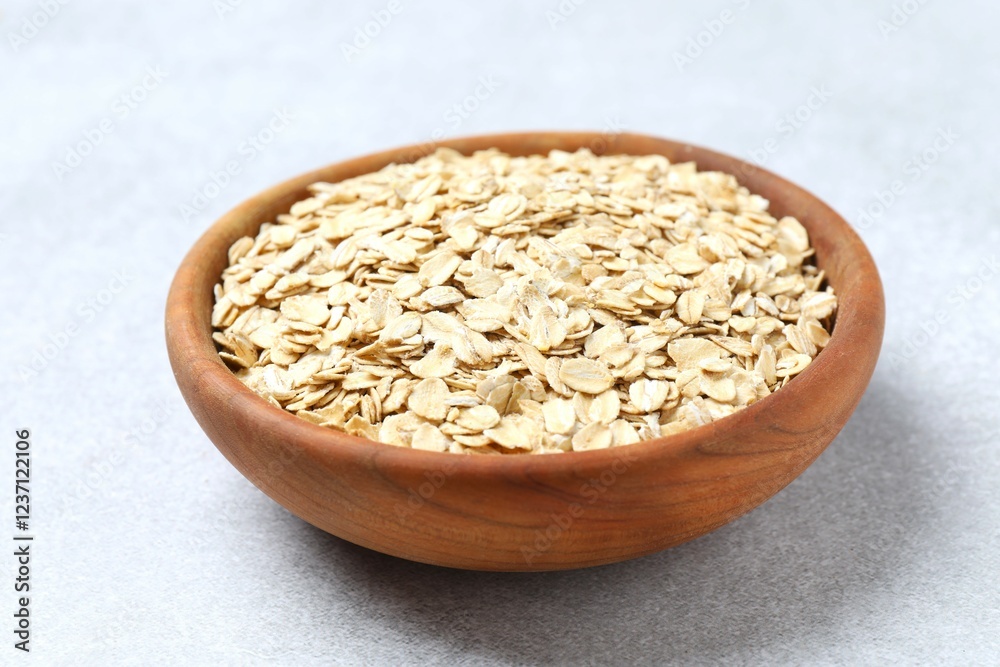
[212,147,837,454]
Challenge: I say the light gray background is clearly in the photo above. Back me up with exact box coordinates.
[2,1,997,665]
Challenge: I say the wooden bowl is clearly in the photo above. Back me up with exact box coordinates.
[165,132,884,571]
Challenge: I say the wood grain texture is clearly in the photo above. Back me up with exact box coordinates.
[165,132,885,571]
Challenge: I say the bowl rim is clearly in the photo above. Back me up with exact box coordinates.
[166,130,884,478]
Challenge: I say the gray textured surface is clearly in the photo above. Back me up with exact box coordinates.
[2,1,998,664]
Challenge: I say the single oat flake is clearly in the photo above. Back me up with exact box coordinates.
[211,147,837,455]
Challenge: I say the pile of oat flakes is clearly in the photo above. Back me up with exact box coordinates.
[211,148,837,454]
